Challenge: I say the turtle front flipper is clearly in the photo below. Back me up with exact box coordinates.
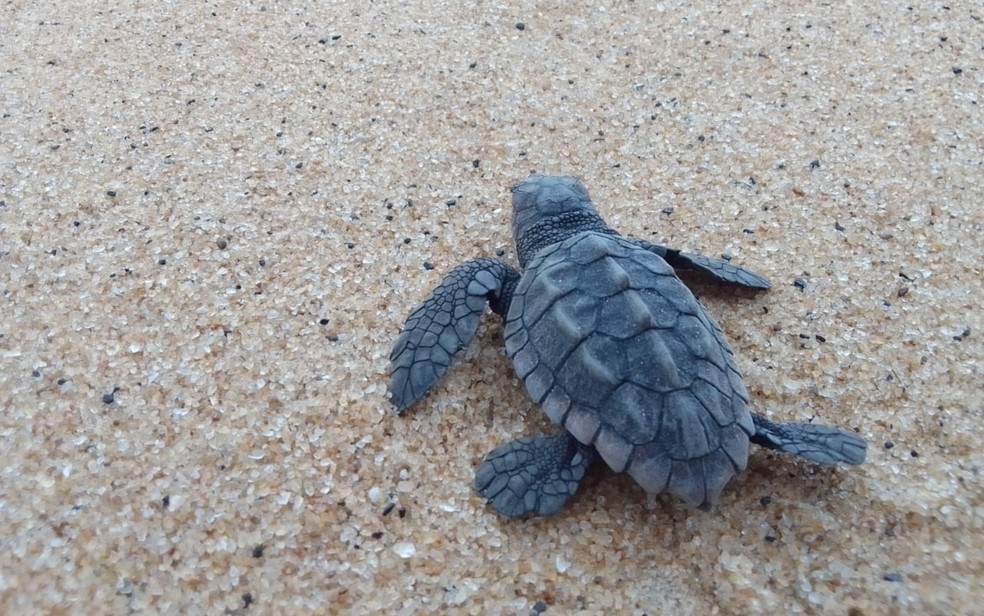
[474,431,596,517]
[389,258,520,413]
[750,413,867,465]
[629,238,772,290]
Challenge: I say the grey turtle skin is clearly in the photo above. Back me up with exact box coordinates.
[390,175,866,517]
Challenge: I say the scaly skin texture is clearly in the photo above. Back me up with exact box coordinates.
[389,258,520,414]
[751,415,867,465]
[628,238,773,290]
[474,431,596,517]
[390,174,866,517]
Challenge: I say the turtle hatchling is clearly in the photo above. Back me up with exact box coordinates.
[390,174,866,516]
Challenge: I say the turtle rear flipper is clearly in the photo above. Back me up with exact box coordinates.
[389,258,520,413]
[475,431,596,517]
[750,413,867,465]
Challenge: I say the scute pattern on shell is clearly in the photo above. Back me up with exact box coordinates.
[504,232,755,507]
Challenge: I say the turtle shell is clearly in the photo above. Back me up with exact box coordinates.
[503,231,755,508]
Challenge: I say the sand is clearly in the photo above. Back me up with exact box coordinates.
[1,1,981,614]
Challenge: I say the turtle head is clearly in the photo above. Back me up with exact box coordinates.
[511,175,607,266]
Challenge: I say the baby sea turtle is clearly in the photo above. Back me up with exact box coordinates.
[390,175,866,516]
